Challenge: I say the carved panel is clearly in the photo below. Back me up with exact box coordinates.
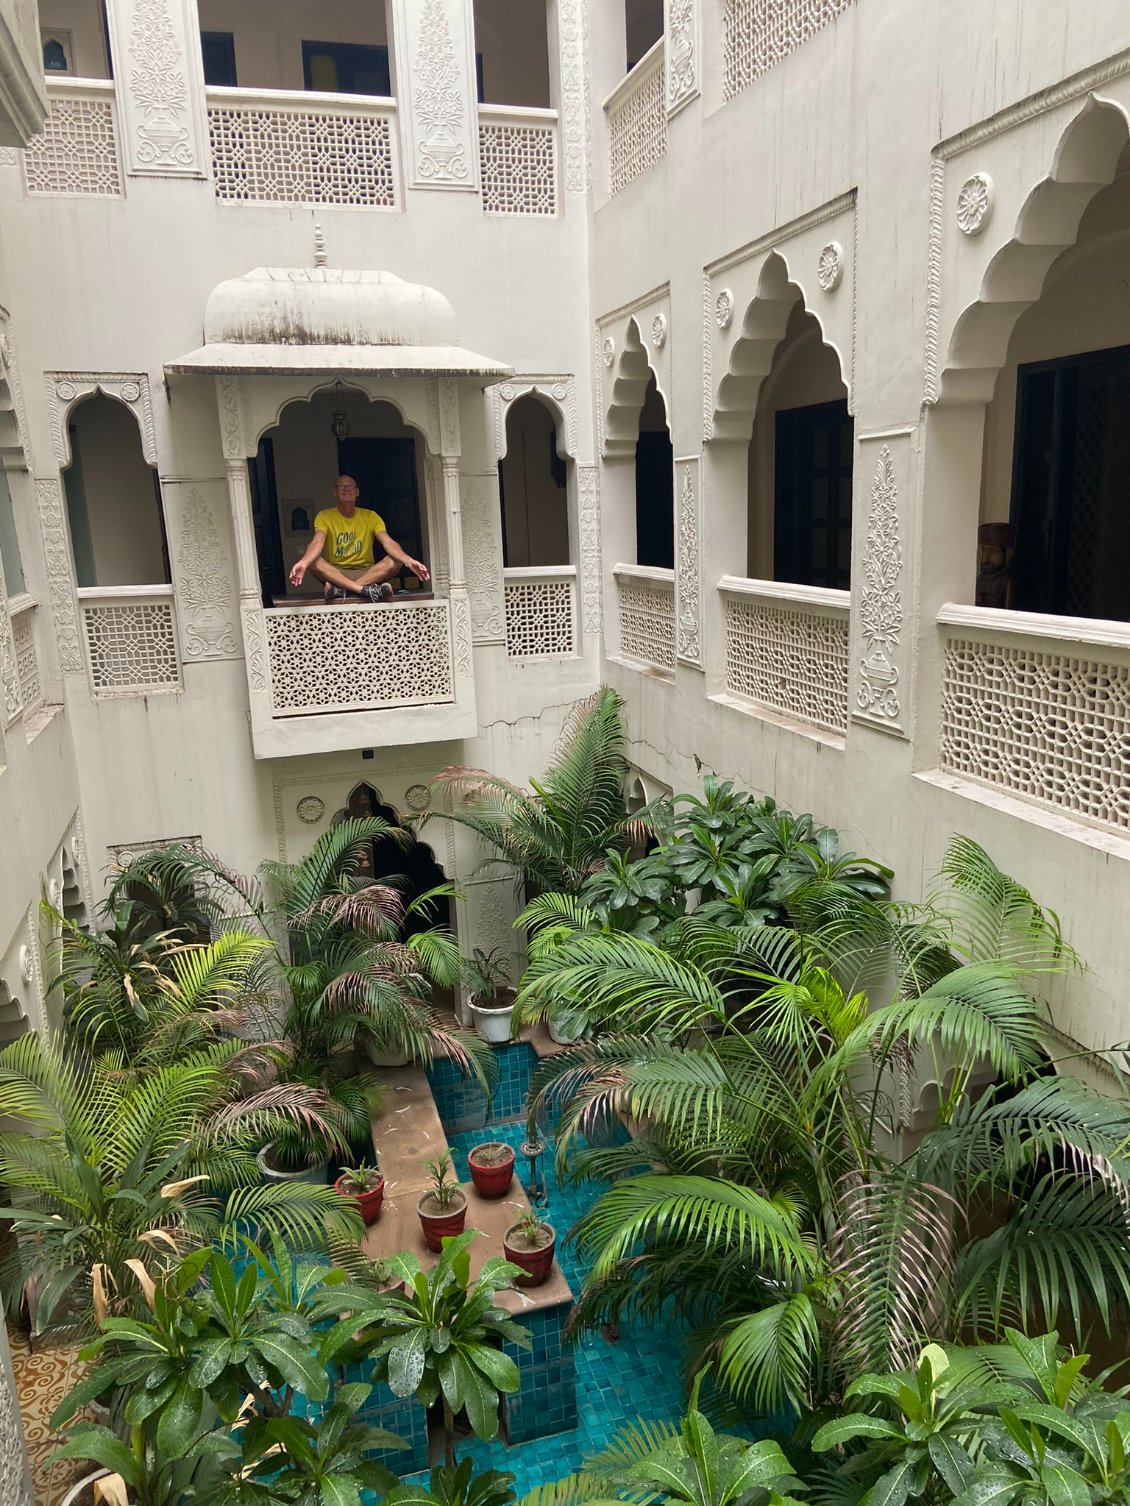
[265,603,455,712]
[171,486,240,660]
[23,95,121,195]
[666,0,699,115]
[852,440,914,737]
[505,576,577,659]
[676,459,701,667]
[241,604,267,694]
[724,0,854,99]
[0,606,18,725]
[438,376,461,456]
[109,0,207,176]
[44,372,157,468]
[82,598,180,695]
[210,102,396,206]
[618,573,675,672]
[578,465,602,637]
[392,0,478,191]
[609,50,666,195]
[725,594,848,735]
[450,592,472,679]
[490,375,576,462]
[462,476,505,644]
[35,478,82,673]
[217,375,251,460]
[478,121,556,215]
[558,0,590,193]
[0,1336,32,1506]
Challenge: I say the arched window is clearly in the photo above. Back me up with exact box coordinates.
[499,395,568,567]
[335,784,451,937]
[635,373,674,569]
[63,393,169,587]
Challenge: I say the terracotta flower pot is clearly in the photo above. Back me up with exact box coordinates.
[417,1187,468,1251]
[503,1221,557,1287]
[467,1141,515,1198]
[334,1172,385,1224]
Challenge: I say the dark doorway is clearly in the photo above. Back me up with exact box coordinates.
[201,31,237,86]
[342,784,451,937]
[337,437,425,591]
[635,375,674,570]
[249,439,287,605]
[774,399,854,590]
[302,40,391,97]
[1011,343,1130,620]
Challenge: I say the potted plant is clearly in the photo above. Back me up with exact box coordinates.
[416,1150,467,1251]
[467,1140,515,1198]
[547,1003,589,1046]
[466,946,516,1044]
[256,1119,334,1184]
[334,1159,385,1223]
[503,1205,557,1287]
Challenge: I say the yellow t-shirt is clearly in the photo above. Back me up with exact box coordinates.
[314,506,386,568]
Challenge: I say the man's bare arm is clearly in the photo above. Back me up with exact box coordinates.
[376,530,430,584]
[289,530,327,587]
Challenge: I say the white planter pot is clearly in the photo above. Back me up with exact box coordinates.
[61,1471,112,1506]
[548,1010,587,1045]
[470,1001,515,1044]
[364,1039,411,1068]
[256,1145,330,1184]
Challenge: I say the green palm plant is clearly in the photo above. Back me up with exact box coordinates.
[421,688,636,895]
[0,1031,361,1335]
[519,837,1130,1418]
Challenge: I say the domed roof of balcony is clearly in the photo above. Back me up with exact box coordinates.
[165,266,511,380]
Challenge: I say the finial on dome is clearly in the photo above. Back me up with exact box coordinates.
[313,223,327,268]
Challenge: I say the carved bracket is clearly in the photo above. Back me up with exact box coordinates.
[45,371,157,468]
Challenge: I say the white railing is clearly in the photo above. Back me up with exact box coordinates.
[723,0,855,100]
[503,567,577,658]
[206,86,398,207]
[78,586,181,697]
[721,577,850,736]
[478,105,558,216]
[263,600,455,715]
[605,40,666,195]
[938,604,1130,834]
[24,79,121,196]
[614,564,675,673]
[8,595,41,715]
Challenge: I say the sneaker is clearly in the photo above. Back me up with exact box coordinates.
[362,582,394,604]
[325,584,348,602]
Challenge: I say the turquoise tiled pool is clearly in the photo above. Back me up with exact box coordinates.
[403,1118,687,1495]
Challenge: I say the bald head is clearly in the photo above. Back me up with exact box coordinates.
[333,475,360,514]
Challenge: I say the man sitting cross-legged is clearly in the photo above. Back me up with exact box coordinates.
[288,474,430,603]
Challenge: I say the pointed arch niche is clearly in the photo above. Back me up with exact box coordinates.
[331,781,453,938]
[926,96,1130,834]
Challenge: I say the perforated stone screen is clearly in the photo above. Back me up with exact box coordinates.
[940,635,1130,831]
[724,595,848,734]
[479,122,557,215]
[24,97,121,196]
[609,56,666,195]
[264,602,454,714]
[724,0,854,99]
[209,105,396,206]
[82,602,180,696]
[617,575,675,671]
[11,612,40,712]
[504,579,576,658]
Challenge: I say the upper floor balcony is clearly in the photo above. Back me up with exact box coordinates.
[25,0,565,217]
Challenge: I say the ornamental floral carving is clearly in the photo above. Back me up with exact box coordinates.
[36,478,82,673]
[0,1332,32,1505]
[297,796,325,824]
[45,372,157,467]
[856,446,903,723]
[578,465,602,637]
[241,604,267,694]
[676,462,701,665]
[956,172,993,235]
[651,313,667,349]
[715,289,734,329]
[602,336,615,367]
[414,0,469,182]
[176,491,240,660]
[559,0,590,193]
[127,0,196,171]
[817,241,844,291]
[462,477,505,643]
[668,0,696,110]
[450,593,473,678]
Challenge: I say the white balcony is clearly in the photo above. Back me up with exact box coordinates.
[614,564,675,674]
[604,39,666,196]
[8,595,41,716]
[719,576,850,737]
[77,585,181,698]
[503,567,578,659]
[206,85,399,207]
[23,79,121,196]
[937,603,1130,834]
[478,105,558,216]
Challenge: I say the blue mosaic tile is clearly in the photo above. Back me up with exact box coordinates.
[428,1041,538,1133]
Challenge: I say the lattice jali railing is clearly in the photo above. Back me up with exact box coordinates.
[721,578,849,736]
[938,607,1130,833]
[479,108,557,215]
[207,88,397,206]
[723,0,855,99]
[24,83,121,196]
[503,568,577,659]
[264,601,454,715]
[615,566,675,672]
[9,600,41,714]
[79,588,181,697]
[606,43,666,196]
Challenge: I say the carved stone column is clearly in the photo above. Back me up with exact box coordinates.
[103,0,208,178]
[389,0,479,192]
[215,378,269,703]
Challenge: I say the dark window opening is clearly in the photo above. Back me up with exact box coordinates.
[200,31,237,87]
[1011,343,1130,621]
[625,0,663,70]
[302,40,391,97]
[774,399,854,590]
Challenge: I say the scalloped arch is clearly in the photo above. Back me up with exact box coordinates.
[940,96,1130,404]
[500,389,570,462]
[712,251,849,443]
[604,317,669,458]
[258,380,430,452]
